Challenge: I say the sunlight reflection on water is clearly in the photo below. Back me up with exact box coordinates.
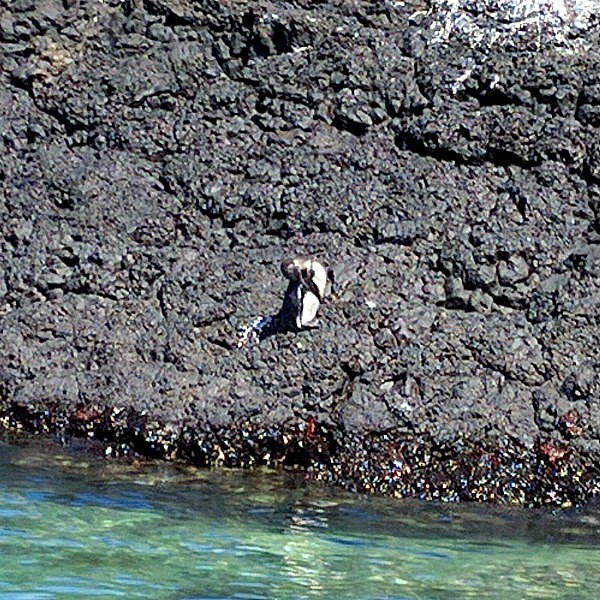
[2,436,600,599]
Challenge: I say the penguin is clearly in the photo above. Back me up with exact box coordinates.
[280,257,334,329]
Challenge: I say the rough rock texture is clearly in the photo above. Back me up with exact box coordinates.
[0,0,599,506]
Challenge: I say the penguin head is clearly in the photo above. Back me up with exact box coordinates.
[281,257,302,282]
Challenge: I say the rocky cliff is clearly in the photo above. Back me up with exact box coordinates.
[1,0,599,506]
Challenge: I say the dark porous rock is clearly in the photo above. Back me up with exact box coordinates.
[1,0,600,507]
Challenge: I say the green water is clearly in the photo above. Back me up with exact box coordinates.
[1,435,600,599]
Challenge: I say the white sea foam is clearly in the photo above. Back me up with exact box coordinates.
[421,0,599,53]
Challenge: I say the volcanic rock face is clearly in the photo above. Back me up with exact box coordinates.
[0,0,599,505]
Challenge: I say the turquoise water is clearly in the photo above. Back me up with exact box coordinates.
[1,435,600,599]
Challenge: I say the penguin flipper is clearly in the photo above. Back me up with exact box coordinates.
[327,268,335,295]
[302,272,323,302]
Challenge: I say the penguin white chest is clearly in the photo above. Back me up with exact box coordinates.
[296,288,320,328]
[307,261,328,298]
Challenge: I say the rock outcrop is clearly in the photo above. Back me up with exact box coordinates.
[0,0,598,506]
